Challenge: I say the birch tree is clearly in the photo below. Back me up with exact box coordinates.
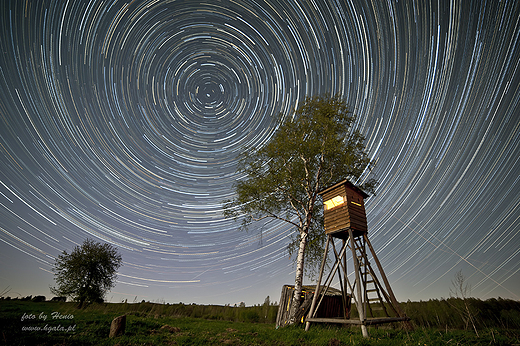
[223,94,377,323]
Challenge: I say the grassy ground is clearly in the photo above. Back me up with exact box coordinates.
[1,300,519,345]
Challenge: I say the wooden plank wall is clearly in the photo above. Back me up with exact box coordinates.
[322,183,367,235]
[276,285,294,328]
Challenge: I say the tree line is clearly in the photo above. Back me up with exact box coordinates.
[402,297,520,330]
[5,294,518,330]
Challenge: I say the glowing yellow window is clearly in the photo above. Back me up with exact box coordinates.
[324,196,345,210]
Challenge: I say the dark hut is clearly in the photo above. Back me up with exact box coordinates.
[275,285,351,328]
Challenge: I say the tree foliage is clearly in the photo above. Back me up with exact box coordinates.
[50,238,122,307]
[225,94,376,271]
[223,94,376,322]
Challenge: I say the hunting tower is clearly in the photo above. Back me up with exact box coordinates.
[305,179,411,337]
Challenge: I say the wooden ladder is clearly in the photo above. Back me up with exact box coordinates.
[352,236,391,318]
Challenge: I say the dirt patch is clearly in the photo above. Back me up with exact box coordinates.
[328,338,341,346]
[160,325,181,333]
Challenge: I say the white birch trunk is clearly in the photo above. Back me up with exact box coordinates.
[289,231,307,324]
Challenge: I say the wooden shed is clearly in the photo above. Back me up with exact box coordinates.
[319,179,369,238]
[275,285,351,328]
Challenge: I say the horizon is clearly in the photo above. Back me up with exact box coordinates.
[1,0,519,307]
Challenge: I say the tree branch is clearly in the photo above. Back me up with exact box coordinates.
[250,211,300,229]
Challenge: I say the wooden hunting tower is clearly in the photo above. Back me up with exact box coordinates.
[305,179,411,337]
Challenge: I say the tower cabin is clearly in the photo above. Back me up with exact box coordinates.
[319,179,369,239]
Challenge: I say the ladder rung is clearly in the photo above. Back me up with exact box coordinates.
[368,298,381,302]
[366,289,378,293]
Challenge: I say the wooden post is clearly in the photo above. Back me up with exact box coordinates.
[316,239,349,308]
[330,239,347,319]
[349,229,368,338]
[305,235,331,331]
[343,239,348,318]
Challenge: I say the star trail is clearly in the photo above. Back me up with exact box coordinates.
[0,0,519,305]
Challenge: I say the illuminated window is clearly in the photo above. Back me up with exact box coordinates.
[350,201,362,207]
[324,196,345,210]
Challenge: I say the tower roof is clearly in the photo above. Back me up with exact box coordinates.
[319,179,370,199]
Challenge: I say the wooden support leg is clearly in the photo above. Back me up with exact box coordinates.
[305,235,331,331]
[363,233,413,330]
[349,229,368,338]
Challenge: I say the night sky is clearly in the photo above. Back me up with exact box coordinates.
[1,0,519,306]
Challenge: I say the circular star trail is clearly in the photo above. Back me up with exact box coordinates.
[0,0,519,304]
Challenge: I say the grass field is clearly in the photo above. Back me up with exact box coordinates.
[1,299,519,345]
